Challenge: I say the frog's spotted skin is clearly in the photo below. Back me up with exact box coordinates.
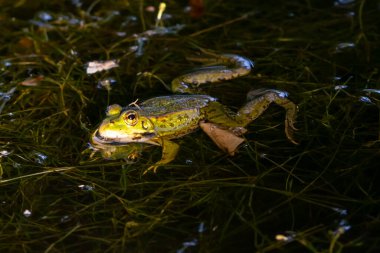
[171,54,254,93]
[91,53,297,173]
[92,95,215,144]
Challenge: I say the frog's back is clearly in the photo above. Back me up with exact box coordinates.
[136,95,217,139]
[140,95,216,115]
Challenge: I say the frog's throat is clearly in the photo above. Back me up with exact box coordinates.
[91,130,158,146]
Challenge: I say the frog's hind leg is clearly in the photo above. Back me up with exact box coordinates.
[171,53,254,94]
[236,89,298,144]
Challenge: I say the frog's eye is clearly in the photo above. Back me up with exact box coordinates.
[123,110,138,126]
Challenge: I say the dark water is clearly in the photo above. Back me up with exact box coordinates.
[1,0,379,252]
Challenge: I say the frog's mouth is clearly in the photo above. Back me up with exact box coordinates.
[91,130,157,146]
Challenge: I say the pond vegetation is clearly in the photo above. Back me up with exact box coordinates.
[0,0,379,252]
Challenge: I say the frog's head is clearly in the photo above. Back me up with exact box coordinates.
[91,104,156,146]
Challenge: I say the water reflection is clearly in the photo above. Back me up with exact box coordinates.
[30,12,82,29]
[331,207,351,236]
[359,96,373,104]
[275,231,296,242]
[331,207,348,216]
[176,222,206,253]
[1,60,12,68]
[177,239,198,253]
[37,11,53,22]
[0,87,16,114]
[335,42,355,53]
[334,0,355,7]
[363,88,380,95]
[60,215,71,223]
[23,209,32,218]
[334,84,348,90]
[78,184,94,191]
[0,150,12,157]
[97,78,117,91]
[333,219,351,235]
[33,151,48,165]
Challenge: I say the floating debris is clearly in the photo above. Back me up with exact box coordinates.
[199,122,246,156]
[19,75,44,87]
[145,5,156,13]
[86,60,119,74]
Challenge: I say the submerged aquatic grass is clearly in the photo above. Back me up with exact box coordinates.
[1,0,379,252]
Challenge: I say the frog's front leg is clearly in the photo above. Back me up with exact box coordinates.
[143,138,179,174]
[236,89,298,144]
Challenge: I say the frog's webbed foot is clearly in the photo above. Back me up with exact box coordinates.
[142,139,179,175]
[238,89,299,144]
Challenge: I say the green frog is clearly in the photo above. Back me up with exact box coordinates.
[91,52,298,173]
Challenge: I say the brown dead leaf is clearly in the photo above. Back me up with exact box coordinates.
[200,122,245,155]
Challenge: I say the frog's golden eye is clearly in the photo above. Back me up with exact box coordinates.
[123,110,138,126]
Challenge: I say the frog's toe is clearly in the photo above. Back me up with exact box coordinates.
[285,125,299,145]
[288,135,299,145]
[142,165,159,175]
[288,119,299,131]
[125,152,141,164]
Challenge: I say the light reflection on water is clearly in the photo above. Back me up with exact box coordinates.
[335,42,355,53]
[78,184,95,191]
[363,88,380,95]
[334,0,355,6]
[23,209,32,218]
[359,96,373,104]
[0,87,16,114]
[33,152,49,165]
[176,222,206,253]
